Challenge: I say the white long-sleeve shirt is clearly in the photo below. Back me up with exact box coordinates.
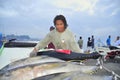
[114,40,120,46]
[35,28,82,53]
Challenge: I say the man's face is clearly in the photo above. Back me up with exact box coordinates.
[55,20,65,33]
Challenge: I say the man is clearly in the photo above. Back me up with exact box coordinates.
[78,36,83,49]
[106,35,111,46]
[87,37,92,52]
[30,15,82,57]
[91,35,94,49]
[115,36,120,46]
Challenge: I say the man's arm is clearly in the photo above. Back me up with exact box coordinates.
[35,33,52,51]
[30,33,52,57]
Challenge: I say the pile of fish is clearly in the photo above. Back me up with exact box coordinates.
[0,55,120,80]
[0,56,101,80]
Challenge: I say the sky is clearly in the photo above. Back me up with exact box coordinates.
[0,0,120,47]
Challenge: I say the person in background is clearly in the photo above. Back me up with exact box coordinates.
[47,26,55,49]
[30,15,82,57]
[91,35,94,49]
[114,36,120,46]
[106,35,111,46]
[0,32,3,48]
[78,36,83,49]
[87,37,92,52]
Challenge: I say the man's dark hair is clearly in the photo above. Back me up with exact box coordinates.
[53,15,68,29]
[80,36,82,39]
[50,26,55,31]
[92,35,94,38]
[88,37,90,41]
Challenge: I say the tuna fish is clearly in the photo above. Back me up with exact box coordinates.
[0,62,100,80]
[39,71,113,80]
[0,56,65,73]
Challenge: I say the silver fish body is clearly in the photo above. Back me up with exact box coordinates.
[0,62,100,80]
[46,72,113,80]
[0,56,65,73]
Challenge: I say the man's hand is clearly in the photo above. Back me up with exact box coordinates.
[29,51,37,57]
[29,48,38,57]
